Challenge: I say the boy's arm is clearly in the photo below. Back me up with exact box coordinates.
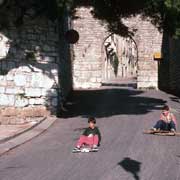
[160,113,167,122]
[171,113,177,125]
[96,128,101,145]
[82,128,88,136]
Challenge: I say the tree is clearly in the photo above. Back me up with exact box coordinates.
[0,0,180,38]
[59,0,180,38]
[0,0,58,28]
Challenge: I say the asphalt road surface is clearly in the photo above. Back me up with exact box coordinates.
[0,87,180,180]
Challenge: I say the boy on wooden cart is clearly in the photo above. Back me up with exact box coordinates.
[73,117,101,152]
[151,105,177,132]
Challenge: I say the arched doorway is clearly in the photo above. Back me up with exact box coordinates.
[102,34,138,86]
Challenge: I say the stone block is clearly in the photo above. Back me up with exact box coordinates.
[0,94,15,106]
[30,73,55,89]
[14,87,25,94]
[15,97,29,107]
[1,107,20,116]
[137,81,158,89]
[30,73,42,88]
[29,98,45,105]
[25,88,42,97]
[29,98,35,105]
[6,88,16,94]
[90,77,97,83]
[9,118,26,125]
[0,80,7,86]
[20,106,50,117]
[6,74,14,81]
[14,74,27,86]
[0,117,11,125]
[138,76,158,82]
[0,87,5,93]
[7,81,15,87]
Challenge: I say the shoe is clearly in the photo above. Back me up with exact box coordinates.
[170,128,176,132]
[150,128,157,132]
[73,146,81,151]
[93,145,98,148]
[92,145,98,151]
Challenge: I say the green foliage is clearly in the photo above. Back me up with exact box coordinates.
[65,0,180,38]
[88,0,180,38]
[25,50,36,61]
[0,0,180,37]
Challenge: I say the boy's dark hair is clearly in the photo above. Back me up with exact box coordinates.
[88,117,96,124]
[162,105,169,111]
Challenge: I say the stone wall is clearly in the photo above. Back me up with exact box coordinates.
[169,39,180,95]
[72,7,108,88]
[159,37,180,96]
[123,16,163,89]
[72,8,163,89]
[0,15,63,123]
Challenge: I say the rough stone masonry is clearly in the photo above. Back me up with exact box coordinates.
[0,14,62,124]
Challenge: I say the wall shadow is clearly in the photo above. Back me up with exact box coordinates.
[159,32,180,98]
[60,88,166,118]
[158,32,170,92]
[0,3,73,116]
[170,97,180,103]
[0,26,61,115]
[118,157,141,180]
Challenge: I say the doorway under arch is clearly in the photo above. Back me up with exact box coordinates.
[102,34,138,87]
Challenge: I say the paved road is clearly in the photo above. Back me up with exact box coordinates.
[0,87,180,180]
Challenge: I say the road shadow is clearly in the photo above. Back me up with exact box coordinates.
[118,157,141,180]
[170,97,180,103]
[60,88,166,118]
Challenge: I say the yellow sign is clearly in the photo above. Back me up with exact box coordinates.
[154,52,162,60]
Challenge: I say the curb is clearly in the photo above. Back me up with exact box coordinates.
[0,117,46,144]
[0,116,57,157]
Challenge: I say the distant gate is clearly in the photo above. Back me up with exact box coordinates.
[102,34,138,82]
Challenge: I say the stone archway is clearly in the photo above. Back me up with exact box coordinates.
[102,34,138,84]
[72,7,163,89]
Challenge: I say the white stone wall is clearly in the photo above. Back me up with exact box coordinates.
[0,17,60,119]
